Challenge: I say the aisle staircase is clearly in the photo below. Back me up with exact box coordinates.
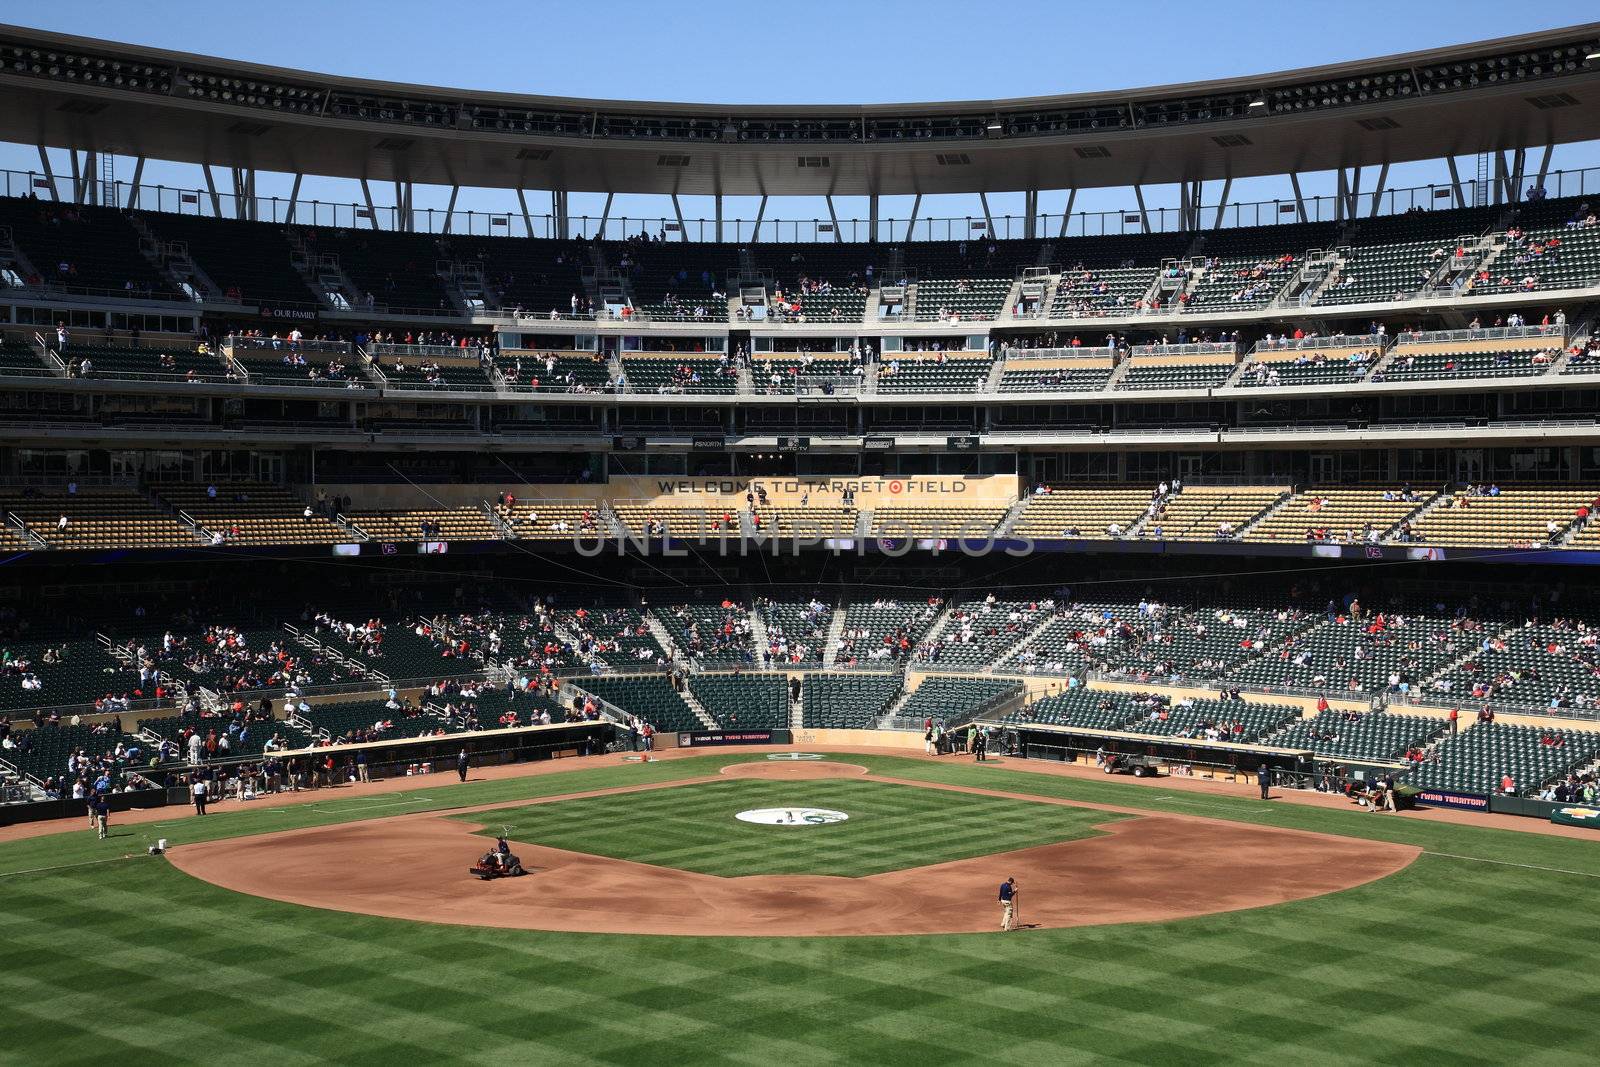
[821,602,849,668]
[678,684,720,729]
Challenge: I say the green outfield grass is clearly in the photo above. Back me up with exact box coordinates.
[0,752,1596,1065]
[462,777,1119,876]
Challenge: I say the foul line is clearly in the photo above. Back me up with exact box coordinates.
[309,795,438,814]
[0,854,143,880]
[1422,850,1600,879]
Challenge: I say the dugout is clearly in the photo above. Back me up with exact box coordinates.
[0,719,619,826]
[996,721,1314,780]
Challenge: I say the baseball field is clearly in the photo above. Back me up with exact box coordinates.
[1,749,1595,1065]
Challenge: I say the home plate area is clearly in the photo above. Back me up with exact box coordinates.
[166,760,1418,937]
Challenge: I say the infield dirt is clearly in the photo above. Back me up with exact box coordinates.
[168,760,1419,936]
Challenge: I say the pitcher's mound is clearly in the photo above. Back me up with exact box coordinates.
[719,760,870,780]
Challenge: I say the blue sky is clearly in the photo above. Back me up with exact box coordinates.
[2,2,1598,228]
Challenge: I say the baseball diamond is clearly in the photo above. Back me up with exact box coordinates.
[4,8,1600,1064]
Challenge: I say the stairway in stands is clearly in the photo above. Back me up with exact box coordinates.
[678,684,720,729]
[747,605,771,666]
[821,601,849,667]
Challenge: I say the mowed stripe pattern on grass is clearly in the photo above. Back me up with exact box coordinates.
[465,777,1119,877]
[0,852,1592,1065]
[0,754,1597,1063]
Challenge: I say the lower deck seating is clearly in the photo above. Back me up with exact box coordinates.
[0,639,139,711]
[1121,698,1299,743]
[833,599,943,669]
[575,675,702,733]
[139,713,315,758]
[897,675,1021,724]
[1005,690,1142,731]
[801,672,901,728]
[1270,709,1447,761]
[919,598,1056,669]
[689,673,789,729]
[1406,721,1600,796]
[301,699,452,743]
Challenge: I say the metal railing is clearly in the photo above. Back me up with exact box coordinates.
[1129,341,1239,357]
[998,345,1118,360]
[1249,333,1383,353]
[8,163,1600,244]
[229,335,353,355]
[1393,324,1567,346]
[368,342,491,359]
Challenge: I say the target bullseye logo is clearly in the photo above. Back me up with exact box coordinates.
[736,807,849,826]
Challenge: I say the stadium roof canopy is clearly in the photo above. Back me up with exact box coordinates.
[1,23,1599,197]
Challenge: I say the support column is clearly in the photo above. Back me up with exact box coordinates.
[515,188,534,238]
[1534,143,1555,193]
[1367,161,1389,218]
[1445,157,1467,209]
[125,156,145,209]
[68,149,82,205]
[1023,190,1037,240]
[1288,172,1308,223]
[905,193,922,242]
[202,164,222,217]
[392,179,413,231]
[1507,149,1527,204]
[441,185,459,234]
[670,194,687,242]
[1492,153,1507,206]
[285,173,303,224]
[233,168,256,221]
[1057,188,1076,238]
[35,146,58,201]
[1210,177,1231,229]
[751,194,767,243]
[977,192,994,236]
[1132,185,1150,233]
[824,195,841,242]
[359,178,379,229]
[552,190,569,240]
[597,192,614,239]
[869,193,880,243]
[715,194,723,243]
